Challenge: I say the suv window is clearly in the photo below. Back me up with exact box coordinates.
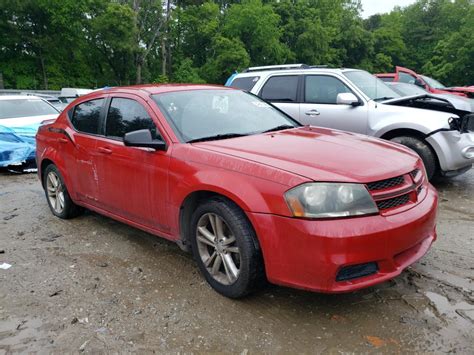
[260,76,298,102]
[71,99,104,134]
[105,97,159,140]
[230,76,260,91]
[305,75,352,104]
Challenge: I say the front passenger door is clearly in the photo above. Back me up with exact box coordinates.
[299,75,368,134]
[95,95,170,231]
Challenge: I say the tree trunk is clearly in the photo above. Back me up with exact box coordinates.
[161,0,171,77]
[136,58,142,84]
[39,51,48,90]
[161,37,167,77]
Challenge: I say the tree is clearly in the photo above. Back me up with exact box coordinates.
[201,36,250,83]
[223,0,291,65]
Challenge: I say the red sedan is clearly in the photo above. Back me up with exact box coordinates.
[376,66,474,98]
[36,85,438,298]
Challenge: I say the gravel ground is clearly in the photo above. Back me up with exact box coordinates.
[0,169,473,354]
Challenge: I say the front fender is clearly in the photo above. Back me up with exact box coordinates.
[372,121,433,139]
[171,162,294,215]
[369,102,452,137]
[167,155,303,238]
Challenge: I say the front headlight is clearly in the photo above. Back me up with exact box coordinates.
[284,183,379,218]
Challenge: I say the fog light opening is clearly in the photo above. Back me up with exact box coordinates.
[336,262,378,282]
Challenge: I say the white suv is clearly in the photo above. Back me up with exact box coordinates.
[226,64,474,180]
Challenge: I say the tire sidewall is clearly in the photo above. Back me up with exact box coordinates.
[43,164,72,219]
[390,136,437,179]
[190,199,256,298]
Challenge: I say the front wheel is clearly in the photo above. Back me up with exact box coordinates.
[43,164,83,219]
[390,136,438,180]
[190,198,264,298]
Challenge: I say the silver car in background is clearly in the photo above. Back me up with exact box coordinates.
[227,64,474,180]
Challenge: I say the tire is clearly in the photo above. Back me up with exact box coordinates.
[43,164,83,219]
[390,136,438,180]
[190,197,265,298]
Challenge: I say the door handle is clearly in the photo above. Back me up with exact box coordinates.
[305,109,320,116]
[98,147,112,155]
[58,138,68,144]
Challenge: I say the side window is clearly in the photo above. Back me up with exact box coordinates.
[260,76,298,102]
[105,98,160,140]
[230,76,260,91]
[305,76,352,104]
[398,72,416,84]
[71,99,104,134]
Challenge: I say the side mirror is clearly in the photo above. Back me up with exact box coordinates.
[123,129,167,151]
[337,93,360,106]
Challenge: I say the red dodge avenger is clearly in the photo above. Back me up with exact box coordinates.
[36,85,438,298]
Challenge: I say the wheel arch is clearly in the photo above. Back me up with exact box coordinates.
[40,158,55,188]
[178,190,262,255]
[38,148,74,197]
[379,128,427,141]
[380,128,441,176]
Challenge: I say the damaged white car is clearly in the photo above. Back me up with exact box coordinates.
[227,65,474,180]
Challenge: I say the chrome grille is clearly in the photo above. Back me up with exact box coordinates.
[376,194,410,210]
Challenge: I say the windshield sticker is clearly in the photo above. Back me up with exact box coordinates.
[212,96,229,113]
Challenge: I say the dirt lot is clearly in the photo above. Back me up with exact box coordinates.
[0,170,473,354]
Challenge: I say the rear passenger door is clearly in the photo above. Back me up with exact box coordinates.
[66,98,106,205]
[95,95,170,230]
[258,75,301,120]
[299,75,368,134]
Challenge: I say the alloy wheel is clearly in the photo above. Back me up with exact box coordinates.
[196,213,241,285]
[46,171,65,214]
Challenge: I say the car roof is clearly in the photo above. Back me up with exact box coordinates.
[0,95,44,100]
[91,84,233,96]
[233,67,361,78]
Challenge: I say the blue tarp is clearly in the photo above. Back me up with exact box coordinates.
[0,125,37,168]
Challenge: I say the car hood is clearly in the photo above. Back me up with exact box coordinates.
[382,94,472,113]
[195,126,419,183]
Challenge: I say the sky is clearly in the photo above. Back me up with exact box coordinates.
[360,0,417,18]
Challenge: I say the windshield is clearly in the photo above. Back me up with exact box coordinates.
[153,89,299,143]
[389,83,427,96]
[343,70,400,101]
[421,75,446,89]
[0,99,59,119]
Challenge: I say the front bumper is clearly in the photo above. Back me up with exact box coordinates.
[248,184,438,293]
[426,130,474,174]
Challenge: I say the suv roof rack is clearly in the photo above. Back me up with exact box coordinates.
[243,64,310,73]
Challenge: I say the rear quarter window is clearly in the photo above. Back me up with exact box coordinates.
[71,98,104,135]
[229,76,260,91]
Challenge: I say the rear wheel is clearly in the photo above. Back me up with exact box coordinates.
[390,136,438,180]
[190,197,264,298]
[43,164,83,219]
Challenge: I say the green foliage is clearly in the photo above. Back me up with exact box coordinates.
[201,36,250,83]
[153,75,169,84]
[174,59,206,83]
[223,0,291,65]
[0,0,473,88]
